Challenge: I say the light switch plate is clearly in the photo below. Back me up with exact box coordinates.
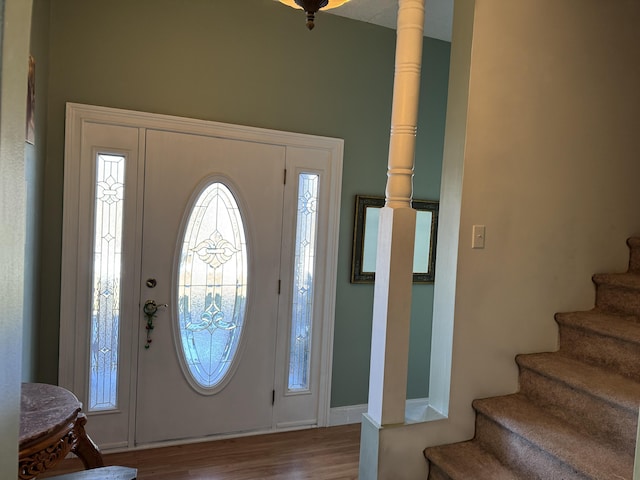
[472,225,486,249]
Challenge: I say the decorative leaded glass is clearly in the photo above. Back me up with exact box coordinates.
[89,154,125,411]
[177,182,248,390]
[288,173,320,391]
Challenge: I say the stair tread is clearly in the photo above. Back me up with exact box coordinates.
[425,441,519,480]
[556,309,640,343]
[593,272,640,289]
[516,352,640,411]
[473,393,633,479]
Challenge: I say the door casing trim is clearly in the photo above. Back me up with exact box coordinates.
[60,102,343,448]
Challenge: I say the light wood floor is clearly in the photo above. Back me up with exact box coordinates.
[40,425,361,479]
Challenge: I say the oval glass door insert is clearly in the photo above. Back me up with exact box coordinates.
[177,182,248,390]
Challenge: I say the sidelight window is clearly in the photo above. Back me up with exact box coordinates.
[88,153,126,412]
[288,173,320,391]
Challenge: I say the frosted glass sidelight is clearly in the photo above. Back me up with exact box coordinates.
[177,182,248,390]
[288,173,320,391]
[89,154,125,411]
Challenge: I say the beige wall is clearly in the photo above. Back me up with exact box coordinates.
[454,0,640,404]
[376,0,640,477]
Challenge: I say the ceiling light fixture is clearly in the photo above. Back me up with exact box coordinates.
[278,0,351,30]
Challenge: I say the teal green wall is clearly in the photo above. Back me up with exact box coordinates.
[37,0,450,406]
[22,0,49,382]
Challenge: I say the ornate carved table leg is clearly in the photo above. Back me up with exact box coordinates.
[71,414,105,469]
[18,424,76,480]
[20,384,108,478]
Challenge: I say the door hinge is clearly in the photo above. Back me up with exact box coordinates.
[284,169,287,185]
[272,389,275,406]
[278,279,281,295]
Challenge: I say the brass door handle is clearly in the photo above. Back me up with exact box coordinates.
[143,300,168,349]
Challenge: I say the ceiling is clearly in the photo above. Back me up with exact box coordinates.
[325,0,453,42]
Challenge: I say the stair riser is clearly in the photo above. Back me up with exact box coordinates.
[628,239,640,273]
[559,324,640,381]
[427,464,452,480]
[519,367,637,456]
[475,414,590,480]
[596,284,640,315]
[630,249,640,273]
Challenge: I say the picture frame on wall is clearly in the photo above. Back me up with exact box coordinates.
[351,195,439,284]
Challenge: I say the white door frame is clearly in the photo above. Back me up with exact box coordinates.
[59,103,343,449]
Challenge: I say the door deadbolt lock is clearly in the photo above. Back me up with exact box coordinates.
[146,278,157,288]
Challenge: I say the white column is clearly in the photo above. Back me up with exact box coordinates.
[367,0,425,427]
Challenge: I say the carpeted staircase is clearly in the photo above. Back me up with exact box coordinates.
[424,237,640,479]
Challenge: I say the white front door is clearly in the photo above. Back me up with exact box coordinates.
[135,130,285,444]
[60,104,343,450]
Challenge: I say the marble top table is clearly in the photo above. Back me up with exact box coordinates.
[19,383,104,479]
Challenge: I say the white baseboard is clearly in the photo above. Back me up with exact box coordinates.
[329,403,368,426]
[328,398,430,426]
